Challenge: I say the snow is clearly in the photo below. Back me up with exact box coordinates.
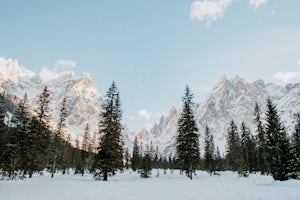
[1,170,300,200]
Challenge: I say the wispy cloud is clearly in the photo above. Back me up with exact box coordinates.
[272,71,299,84]
[190,0,232,26]
[248,0,268,9]
[39,58,77,82]
[272,60,300,84]
[56,59,77,68]
[39,67,70,82]
[138,109,153,120]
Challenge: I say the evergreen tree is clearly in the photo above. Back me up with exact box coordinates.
[51,97,68,178]
[140,144,152,178]
[12,94,32,177]
[254,103,268,174]
[80,124,90,176]
[240,122,250,173]
[94,82,123,181]
[204,126,215,175]
[132,136,140,171]
[226,120,240,171]
[176,86,200,180]
[26,86,52,177]
[289,113,300,179]
[74,136,83,174]
[124,147,130,169]
[265,98,291,181]
[0,95,7,165]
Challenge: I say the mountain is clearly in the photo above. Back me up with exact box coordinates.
[136,75,300,155]
[0,57,103,143]
[1,57,300,155]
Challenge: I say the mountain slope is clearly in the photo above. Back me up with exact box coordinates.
[137,75,300,155]
[0,57,103,143]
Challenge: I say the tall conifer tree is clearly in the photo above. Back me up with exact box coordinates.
[265,98,291,180]
[254,103,268,174]
[226,120,240,171]
[204,126,215,175]
[94,82,123,181]
[176,86,200,179]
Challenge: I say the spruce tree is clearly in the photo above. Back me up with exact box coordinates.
[27,86,52,177]
[254,103,268,174]
[51,97,68,178]
[265,98,290,181]
[140,144,152,178]
[0,95,7,164]
[94,82,123,181]
[131,136,140,171]
[240,122,250,171]
[176,86,200,180]
[226,120,240,171]
[289,113,300,179]
[204,126,215,175]
[12,94,32,177]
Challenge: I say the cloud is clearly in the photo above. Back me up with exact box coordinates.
[138,109,153,120]
[272,71,300,84]
[39,67,67,82]
[56,59,77,68]
[248,0,268,9]
[190,0,232,26]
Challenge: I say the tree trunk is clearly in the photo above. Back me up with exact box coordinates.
[51,153,57,178]
[103,171,108,181]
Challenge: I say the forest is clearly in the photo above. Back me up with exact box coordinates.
[0,83,300,181]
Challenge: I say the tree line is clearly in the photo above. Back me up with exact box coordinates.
[0,83,299,181]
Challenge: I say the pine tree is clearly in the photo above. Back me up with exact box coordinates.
[204,126,215,175]
[289,113,300,179]
[28,86,52,177]
[0,95,7,165]
[51,97,68,178]
[254,103,268,174]
[240,122,250,172]
[226,120,240,171]
[94,82,123,181]
[265,98,291,181]
[80,124,90,176]
[176,86,200,179]
[132,137,140,171]
[12,94,32,177]
[140,144,152,178]
[124,147,130,169]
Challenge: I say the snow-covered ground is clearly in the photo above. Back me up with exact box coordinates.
[1,170,300,200]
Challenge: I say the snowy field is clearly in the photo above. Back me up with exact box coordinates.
[1,170,300,200]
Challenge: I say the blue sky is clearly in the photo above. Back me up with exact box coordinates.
[0,0,300,132]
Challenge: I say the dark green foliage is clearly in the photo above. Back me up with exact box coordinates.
[226,120,241,171]
[289,113,300,179]
[265,98,291,181]
[140,145,152,178]
[94,82,123,181]
[124,147,130,169]
[240,122,257,173]
[131,136,140,171]
[254,103,269,174]
[176,86,200,180]
[204,126,215,175]
[0,95,8,165]
[51,97,68,178]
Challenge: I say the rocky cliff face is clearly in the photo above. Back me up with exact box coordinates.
[1,57,299,155]
[137,75,300,155]
[0,57,103,143]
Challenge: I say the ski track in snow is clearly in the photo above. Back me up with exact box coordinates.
[1,170,300,200]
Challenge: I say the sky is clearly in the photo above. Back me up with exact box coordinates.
[0,0,300,132]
